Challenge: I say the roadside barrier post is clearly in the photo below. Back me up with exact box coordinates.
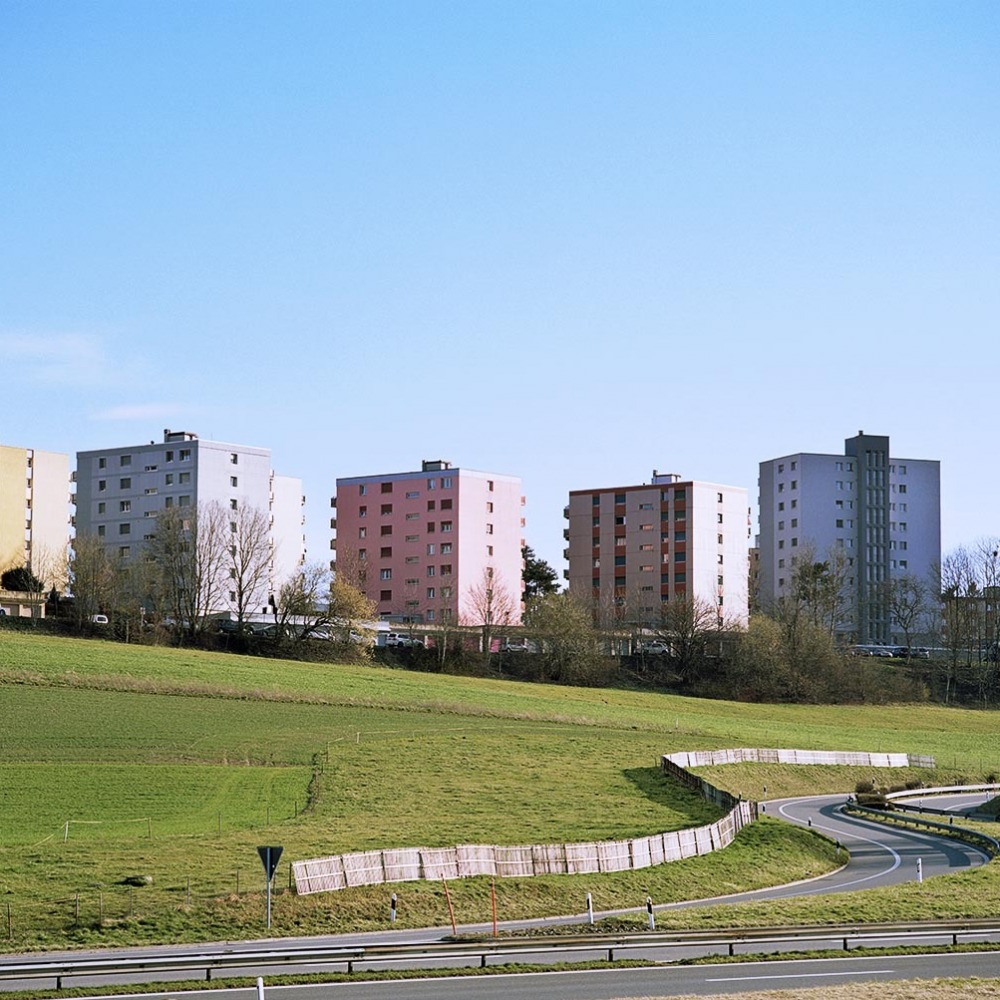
[390,893,397,923]
[586,892,594,925]
[256,975,265,999]
[646,896,655,931]
[917,858,923,883]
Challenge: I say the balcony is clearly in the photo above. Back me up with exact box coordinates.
[330,496,337,508]
[563,528,569,541]
[563,548,570,561]
[563,505,569,519]
[330,518,337,529]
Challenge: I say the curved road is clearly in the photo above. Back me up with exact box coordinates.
[3,792,994,997]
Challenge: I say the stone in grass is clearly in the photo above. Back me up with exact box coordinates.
[119,874,153,887]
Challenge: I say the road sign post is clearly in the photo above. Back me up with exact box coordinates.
[257,846,283,930]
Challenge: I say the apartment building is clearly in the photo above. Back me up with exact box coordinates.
[75,430,305,612]
[757,431,941,644]
[332,460,524,625]
[565,472,750,628]
[0,443,71,593]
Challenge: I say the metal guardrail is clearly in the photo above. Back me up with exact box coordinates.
[5,920,1000,990]
[843,801,1000,857]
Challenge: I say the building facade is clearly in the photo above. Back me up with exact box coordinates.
[565,472,750,628]
[332,460,524,626]
[0,443,71,592]
[757,431,941,644]
[75,430,304,613]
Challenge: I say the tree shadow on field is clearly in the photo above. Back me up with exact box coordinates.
[623,767,716,821]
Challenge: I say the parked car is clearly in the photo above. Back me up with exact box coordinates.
[385,632,424,648]
[499,637,538,654]
[89,614,109,626]
[637,639,671,655]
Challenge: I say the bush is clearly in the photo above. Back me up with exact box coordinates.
[855,780,876,794]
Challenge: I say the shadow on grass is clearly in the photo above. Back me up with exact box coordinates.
[622,767,720,821]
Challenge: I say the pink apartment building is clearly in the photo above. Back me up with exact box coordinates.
[332,460,525,625]
[565,471,749,628]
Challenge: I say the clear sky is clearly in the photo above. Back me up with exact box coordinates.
[3,1,998,576]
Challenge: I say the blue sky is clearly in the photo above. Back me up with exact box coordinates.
[3,1,998,573]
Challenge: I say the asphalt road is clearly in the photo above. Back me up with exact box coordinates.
[4,792,995,997]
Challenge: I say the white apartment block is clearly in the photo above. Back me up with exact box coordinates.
[75,430,304,613]
[757,431,940,644]
[565,472,750,628]
[0,443,71,593]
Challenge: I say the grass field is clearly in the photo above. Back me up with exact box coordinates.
[2,631,1000,951]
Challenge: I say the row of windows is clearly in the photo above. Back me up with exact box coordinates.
[95,448,203,471]
[376,565,454,580]
[360,477,456,496]
[359,498,456,517]
[593,489,690,505]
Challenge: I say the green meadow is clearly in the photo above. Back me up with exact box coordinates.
[2,632,1000,951]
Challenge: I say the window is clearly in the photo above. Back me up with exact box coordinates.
[441,477,453,489]
[405,534,419,543]
[97,524,106,537]
[380,546,392,558]
[487,479,494,491]
[405,555,419,564]
[791,499,797,508]
[380,568,392,580]
[717,513,723,523]
[427,500,436,511]
[165,450,174,462]
[639,543,653,552]
[165,473,174,485]
[179,448,191,461]
[614,493,626,504]
[440,563,452,576]
[406,490,420,499]
[717,492,723,502]
[441,521,453,533]
[230,499,238,510]
[98,480,108,493]
[778,520,785,530]
[229,520,236,533]
[791,518,797,528]
[179,471,190,484]
[427,478,436,490]
[381,503,393,515]
[427,587,435,599]
[97,502,106,514]
[791,537,798,547]
[359,526,367,538]
[118,522,131,535]
[674,530,686,542]
[899,484,907,494]
[380,590,392,601]
[778,539,785,549]
[778,559,785,568]
[119,500,131,512]
[778,482,785,492]
[119,477,132,489]
[406,512,420,520]
[98,457,107,469]
[381,482,393,494]
[639,502,653,510]
[485,523,493,534]
[426,543,436,555]
[614,555,626,566]
[427,565,436,577]
[230,476,238,488]
[359,548,367,560]
[791,480,797,489]
[717,554,723,564]
[717,533,723,544]
[426,521,435,533]
[441,586,452,599]
[380,525,392,536]
[675,551,686,562]
[674,572,686,583]
[359,484,368,495]
[778,464,784,473]
[778,501,784,511]
[836,519,844,528]
[359,505,367,517]
[120,454,132,467]
[230,452,238,465]
[165,496,174,508]
[441,542,452,554]
[119,546,130,558]
[441,498,453,510]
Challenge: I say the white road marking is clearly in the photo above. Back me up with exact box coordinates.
[708,969,895,982]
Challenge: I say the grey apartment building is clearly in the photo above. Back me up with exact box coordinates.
[757,431,940,644]
[75,429,305,614]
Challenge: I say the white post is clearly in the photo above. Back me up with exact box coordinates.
[917,858,923,883]
[256,975,265,999]
[646,895,655,931]
[586,892,594,925]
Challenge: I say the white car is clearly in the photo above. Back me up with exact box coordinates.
[385,632,424,648]
[637,639,670,655]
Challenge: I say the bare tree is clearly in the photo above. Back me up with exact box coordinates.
[462,567,518,655]
[882,574,935,654]
[273,561,332,640]
[146,501,229,640]
[647,594,726,685]
[69,533,116,626]
[227,504,273,628]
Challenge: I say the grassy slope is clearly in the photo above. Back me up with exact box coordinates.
[2,632,1000,951]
